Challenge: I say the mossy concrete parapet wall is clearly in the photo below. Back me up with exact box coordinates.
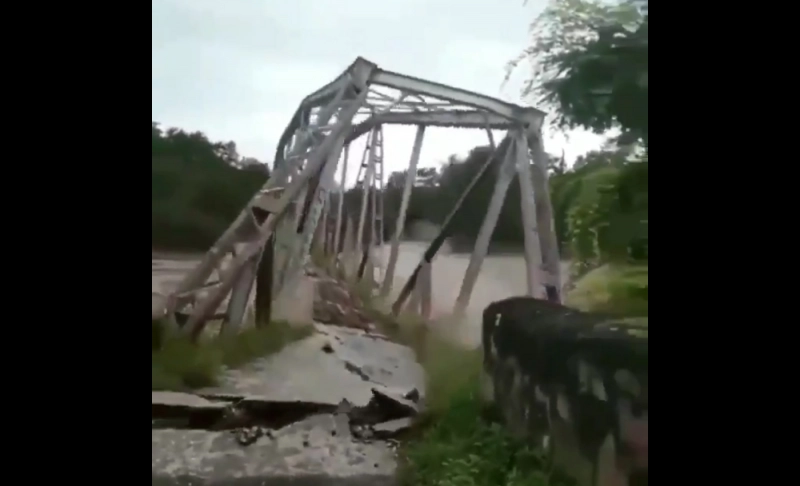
[482,297,648,486]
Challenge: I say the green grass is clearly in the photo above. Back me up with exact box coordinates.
[151,319,312,391]
[566,263,648,318]
[401,382,573,486]
[356,284,572,486]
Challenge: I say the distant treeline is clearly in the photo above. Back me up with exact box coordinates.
[151,122,270,251]
[151,121,647,272]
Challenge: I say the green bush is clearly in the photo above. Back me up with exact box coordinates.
[152,333,223,390]
[402,385,572,486]
[565,264,648,318]
[561,160,648,268]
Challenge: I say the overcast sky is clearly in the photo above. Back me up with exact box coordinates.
[152,0,606,183]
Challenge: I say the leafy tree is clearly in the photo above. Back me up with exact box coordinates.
[507,0,648,146]
[499,0,649,283]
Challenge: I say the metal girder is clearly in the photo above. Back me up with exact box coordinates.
[370,66,544,127]
[390,135,515,315]
[274,57,546,171]
[380,125,426,297]
[344,110,517,144]
[273,58,377,170]
[154,56,563,341]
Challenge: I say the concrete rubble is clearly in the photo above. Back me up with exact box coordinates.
[312,274,376,331]
[153,312,426,485]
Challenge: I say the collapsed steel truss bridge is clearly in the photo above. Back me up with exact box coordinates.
[152,57,562,339]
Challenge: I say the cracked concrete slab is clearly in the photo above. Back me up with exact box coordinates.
[317,324,423,392]
[152,413,398,486]
[373,418,414,438]
[153,391,229,410]
[154,322,424,484]
[198,323,425,408]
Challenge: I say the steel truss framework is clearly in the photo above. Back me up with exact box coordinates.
[152,57,563,340]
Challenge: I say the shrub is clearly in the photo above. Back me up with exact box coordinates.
[565,263,648,318]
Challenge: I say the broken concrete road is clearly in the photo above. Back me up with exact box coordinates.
[153,414,398,486]
[197,323,423,406]
[153,322,426,485]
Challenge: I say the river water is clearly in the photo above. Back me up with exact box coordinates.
[376,241,569,348]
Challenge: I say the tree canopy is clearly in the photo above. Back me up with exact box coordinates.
[507,0,648,147]
[375,141,647,267]
[151,122,270,250]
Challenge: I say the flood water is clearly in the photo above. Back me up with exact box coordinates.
[377,241,569,348]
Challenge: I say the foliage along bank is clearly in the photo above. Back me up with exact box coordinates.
[152,122,270,251]
[373,143,648,269]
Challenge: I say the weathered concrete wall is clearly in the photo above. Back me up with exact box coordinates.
[482,297,648,486]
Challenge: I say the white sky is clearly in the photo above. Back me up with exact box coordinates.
[152,0,607,185]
